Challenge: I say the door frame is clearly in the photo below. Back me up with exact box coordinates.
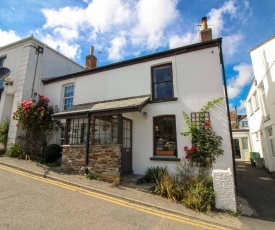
[121,117,133,174]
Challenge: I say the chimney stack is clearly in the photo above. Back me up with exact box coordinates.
[85,46,97,69]
[200,17,212,42]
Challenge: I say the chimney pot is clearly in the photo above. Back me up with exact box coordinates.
[201,17,208,30]
[90,46,94,55]
[200,16,212,42]
[86,46,97,69]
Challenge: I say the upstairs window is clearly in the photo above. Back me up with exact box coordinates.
[152,64,173,100]
[0,55,6,88]
[242,121,248,127]
[63,84,74,110]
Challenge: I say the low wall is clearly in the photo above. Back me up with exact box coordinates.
[61,145,86,171]
[212,168,237,212]
[90,144,121,181]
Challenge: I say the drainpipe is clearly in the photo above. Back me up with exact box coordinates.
[85,113,91,173]
[30,45,44,100]
[218,42,238,189]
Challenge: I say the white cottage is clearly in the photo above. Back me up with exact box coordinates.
[0,36,83,147]
[42,34,234,183]
[246,35,275,174]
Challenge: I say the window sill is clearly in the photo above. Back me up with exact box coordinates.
[150,156,181,161]
[254,107,260,112]
[149,97,178,104]
[263,116,271,123]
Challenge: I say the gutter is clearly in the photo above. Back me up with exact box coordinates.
[218,42,238,189]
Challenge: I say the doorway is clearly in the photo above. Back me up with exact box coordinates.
[121,118,132,175]
[233,139,241,158]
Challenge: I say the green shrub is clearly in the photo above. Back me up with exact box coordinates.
[144,166,168,183]
[0,119,9,150]
[44,144,62,163]
[183,178,215,212]
[5,143,27,159]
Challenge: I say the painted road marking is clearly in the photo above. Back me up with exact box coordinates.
[0,164,232,230]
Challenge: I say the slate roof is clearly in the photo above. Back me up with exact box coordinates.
[53,95,150,118]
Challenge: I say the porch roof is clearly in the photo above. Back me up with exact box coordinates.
[52,95,150,119]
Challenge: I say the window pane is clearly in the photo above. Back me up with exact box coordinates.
[64,85,74,110]
[241,138,248,149]
[152,64,173,100]
[270,139,275,157]
[93,116,118,144]
[154,116,176,156]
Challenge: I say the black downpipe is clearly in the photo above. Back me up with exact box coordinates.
[219,43,237,189]
[85,113,91,174]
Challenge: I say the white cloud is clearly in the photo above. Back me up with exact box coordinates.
[237,100,247,114]
[227,63,253,99]
[207,0,237,38]
[85,0,131,33]
[223,33,243,59]
[38,0,180,60]
[131,0,179,49]
[107,36,127,61]
[37,34,81,59]
[42,6,84,30]
[169,32,199,49]
[0,28,21,47]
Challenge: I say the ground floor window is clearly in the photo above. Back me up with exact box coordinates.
[267,127,275,157]
[65,118,88,144]
[93,116,118,144]
[154,115,177,156]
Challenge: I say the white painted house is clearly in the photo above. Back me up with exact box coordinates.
[0,36,83,147]
[42,26,234,182]
[246,35,275,173]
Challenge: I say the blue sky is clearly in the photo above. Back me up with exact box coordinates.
[0,0,274,114]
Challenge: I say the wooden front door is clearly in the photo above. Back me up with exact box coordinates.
[121,118,132,174]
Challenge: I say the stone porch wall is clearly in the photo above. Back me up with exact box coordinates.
[61,145,86,171]
[89,144,121,181]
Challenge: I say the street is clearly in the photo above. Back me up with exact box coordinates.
[0,165,229,230]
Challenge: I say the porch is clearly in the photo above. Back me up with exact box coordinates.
[53,95,150,181]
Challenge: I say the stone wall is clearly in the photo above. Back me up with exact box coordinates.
[61,145,86,171]
[212,168,237,211]
[89,144,121,182]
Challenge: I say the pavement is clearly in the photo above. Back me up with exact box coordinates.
[2,156,273,229]
[235,159,275,229]
[0,156,244,229]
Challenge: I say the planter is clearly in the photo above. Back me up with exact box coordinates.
[156,150,174,156]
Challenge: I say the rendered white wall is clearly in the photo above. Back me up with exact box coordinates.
[44,46,234,176]
[0,37,83,146]
[247,36,275,172]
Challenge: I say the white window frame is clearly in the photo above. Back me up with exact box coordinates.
[63,84,74,110]
[267,127,275,157]
[260,84,269,119]
[253,91,259,111]
[248,99,253,115]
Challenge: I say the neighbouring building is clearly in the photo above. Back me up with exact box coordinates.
[230,109,251,160]
[0,36,84,148]
[246,35,275,173]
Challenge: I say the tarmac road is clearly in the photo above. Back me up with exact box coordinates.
[0,165,230,230]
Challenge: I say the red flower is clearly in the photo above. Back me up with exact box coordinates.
[16,124,18,127]
[205,121,211,126]
[184,146,188,151]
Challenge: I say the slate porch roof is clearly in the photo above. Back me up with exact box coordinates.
[53,95,150,119]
